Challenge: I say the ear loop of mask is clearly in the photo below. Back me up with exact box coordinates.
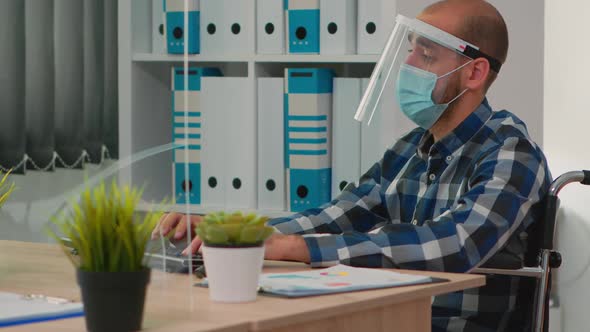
[436,59,473,105]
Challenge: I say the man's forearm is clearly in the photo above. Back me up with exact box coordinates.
[264,234,310,263]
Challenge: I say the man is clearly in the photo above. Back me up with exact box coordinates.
[154,1,551,330]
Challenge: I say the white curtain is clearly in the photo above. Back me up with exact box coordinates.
[0,0,118,174]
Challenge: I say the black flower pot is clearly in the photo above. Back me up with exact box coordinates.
[76,268,151,332]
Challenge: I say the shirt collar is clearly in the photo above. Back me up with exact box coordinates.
[417,98,493,159]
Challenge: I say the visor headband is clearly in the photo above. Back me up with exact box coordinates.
[397,15,502,73]
[461,45,502,73]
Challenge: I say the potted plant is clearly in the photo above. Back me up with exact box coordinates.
[196,211,274,303]
[50,181,163,332]
[0,169,15,207]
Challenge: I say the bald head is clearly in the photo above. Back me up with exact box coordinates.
[420,0,509,90]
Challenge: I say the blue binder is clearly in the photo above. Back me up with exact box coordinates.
[164,0,200,54]
[285,0,320,54]
[172,67,222,204]
[284,68,334,212]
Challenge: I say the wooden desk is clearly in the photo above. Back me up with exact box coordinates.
[0,241,484,332]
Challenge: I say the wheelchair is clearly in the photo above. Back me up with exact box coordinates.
[473,170,590,332]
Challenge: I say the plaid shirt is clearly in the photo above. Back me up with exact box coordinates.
[268,99,551,332]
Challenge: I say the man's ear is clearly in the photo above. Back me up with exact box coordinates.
[464,58,490,91]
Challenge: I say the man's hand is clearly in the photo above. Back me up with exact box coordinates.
[151,213,203,255]
[264,234,311,263]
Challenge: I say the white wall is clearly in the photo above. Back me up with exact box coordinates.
[0,163,115,243]
[487,0,544,145]
[544,1,590,332]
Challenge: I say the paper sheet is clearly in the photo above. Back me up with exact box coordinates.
[0,292,83,327]
[196,265,446,298]
[259,264,433,295]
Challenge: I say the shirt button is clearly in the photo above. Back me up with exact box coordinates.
[429,173,436,181]
[412,219,418,225]
[446,155,453,163]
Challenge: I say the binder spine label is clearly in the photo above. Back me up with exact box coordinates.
[288,168,331,211]
[165,0,201,54]
[286,1,320,54]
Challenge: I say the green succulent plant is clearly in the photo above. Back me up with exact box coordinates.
[196,211,274,247]
[49,180,164,272]
[0,169,15,207]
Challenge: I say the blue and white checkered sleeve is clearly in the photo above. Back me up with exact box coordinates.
[301,137,551,270]
[268,161,391,236]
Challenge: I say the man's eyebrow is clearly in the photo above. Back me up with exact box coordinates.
[415,35,436,50]
[408,32,437,50]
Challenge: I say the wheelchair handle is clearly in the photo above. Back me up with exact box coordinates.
[543,170,590,250]
[548,170,590,197]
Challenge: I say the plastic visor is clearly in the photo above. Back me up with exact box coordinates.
[354,15,476,124]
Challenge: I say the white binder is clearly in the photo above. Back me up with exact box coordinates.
[357,0,397,54]
[257,78,285,211]
[360,78,383,176]
[201,0,255,55]
[320,0,357,55]
[200,0,224,55]
[332,78,361,197]
[171,67,221,205]
[224,78,257,208]
[256,0,285,54]
[222,0,256,54]
[200,77,228,207]
[285,68,334,212]
[152,0,166,54]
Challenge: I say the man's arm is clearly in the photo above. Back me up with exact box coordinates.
[293,138,551,270]
[264,234,311,263]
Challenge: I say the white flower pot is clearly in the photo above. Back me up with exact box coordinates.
[202,244,265,303]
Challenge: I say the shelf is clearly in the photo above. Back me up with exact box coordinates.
[254,54,379,63]
[132,53,251,63]
[123,0,383,211]
[137,202,294,219]
[132,53,379,64]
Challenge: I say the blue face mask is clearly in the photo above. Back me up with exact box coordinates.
[395,62,471,129]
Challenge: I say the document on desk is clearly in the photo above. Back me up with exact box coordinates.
[0,292,83,327]
[258,264,446,298]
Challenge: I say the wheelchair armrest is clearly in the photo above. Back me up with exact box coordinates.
[480,252,524,269]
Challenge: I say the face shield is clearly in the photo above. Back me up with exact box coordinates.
[354,15,502,129]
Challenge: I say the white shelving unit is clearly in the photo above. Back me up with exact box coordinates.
[119,1,401,216]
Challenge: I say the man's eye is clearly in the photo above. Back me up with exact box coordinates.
[421,53,433,61]
[422,54,432,60]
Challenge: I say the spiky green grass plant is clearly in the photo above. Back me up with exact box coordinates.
[0,170,15,207]
[50,181,164,272]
